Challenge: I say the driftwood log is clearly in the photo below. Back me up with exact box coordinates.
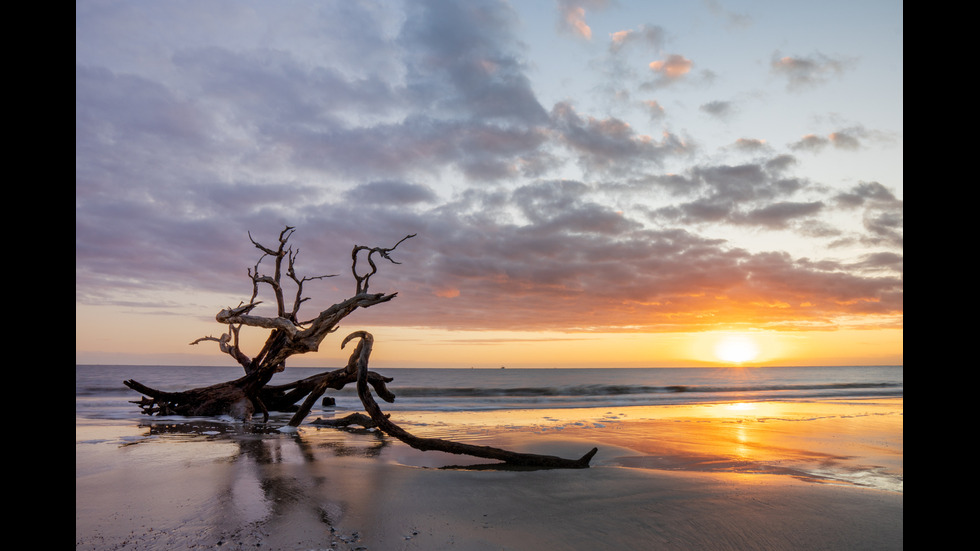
[312,412,388,429]
[124,227,597,468]
[343,331,598,469]
[124,227,408,421]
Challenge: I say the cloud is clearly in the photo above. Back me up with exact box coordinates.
[371,202,903,331]
[609,24,667,53]
[690,162,805,202]
[649,54,693,81]
[828,129,862,150]
[789,127,869,152]
[860,206,904,249]
[700,100,737,120]
[642,100,666,121]
[736,201,824,228]
[731,138,769,153]
[345,181,439,205]
[770,52,854,90]
[75,65,212,159]
[556,0,611,40]
[642,156,818,229]
[788,134,829,152]
[829,182,903,248]
[834,181,900,208]
[75,0,902,343]
[399,1,550,124]
[703,0,753,29]
[550,101,691,174]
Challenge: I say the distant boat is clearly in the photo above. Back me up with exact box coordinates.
[501,366,506,369]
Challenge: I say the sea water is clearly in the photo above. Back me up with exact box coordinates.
[76,364,902,420]
[76,364,904,492]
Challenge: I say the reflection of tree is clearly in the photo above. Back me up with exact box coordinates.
[308,427,390,458]
[135,419,391,459]
[133,420,385,548]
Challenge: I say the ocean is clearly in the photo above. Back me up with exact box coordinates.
[76,364,902,421]
[76,364,904,493]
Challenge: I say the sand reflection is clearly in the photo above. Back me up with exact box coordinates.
[582,398,903,491]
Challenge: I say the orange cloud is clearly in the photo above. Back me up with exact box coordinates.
[564,7,592,39]
[649,55,693,79]
[434,287,461,298]
[610,29,631,48]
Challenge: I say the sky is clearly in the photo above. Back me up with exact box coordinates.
[75,0,903,369]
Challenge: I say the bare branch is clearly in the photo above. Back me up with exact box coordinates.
[352,233,416,294]
[248,227,294,316]
[191,307,254,369]
[215,311,301,336]
[286,247,338,321]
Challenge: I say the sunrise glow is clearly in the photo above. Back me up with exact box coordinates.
[714,334,760,364]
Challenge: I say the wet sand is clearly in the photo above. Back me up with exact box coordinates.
[76,398,902,550]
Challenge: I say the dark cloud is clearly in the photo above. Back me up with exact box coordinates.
[736,201,824,228]
[834,181,899,208]
[642,100,666,121]
[789,127,869,152]
[851,251,903,273]
[828,129,862,150]
[640,157,818,230]
[550,101,690,174]
[700,100,737,120]
[732,138,769,153]
[770,51,855,90]
[345,181,439,205]
[861,209,903,248]
[399,0,549,124]
[764,154,797,173]
[827,182,902,248]
[788,134,829,152]
[691,163,792,202]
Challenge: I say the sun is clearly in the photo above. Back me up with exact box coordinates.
[714,334,760,364]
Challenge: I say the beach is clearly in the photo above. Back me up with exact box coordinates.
[76,366,902,550]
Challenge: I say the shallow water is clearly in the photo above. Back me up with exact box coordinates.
[76,364,903,492]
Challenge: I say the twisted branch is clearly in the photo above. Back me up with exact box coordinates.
[345,331,597,469]
[352,234,415,294]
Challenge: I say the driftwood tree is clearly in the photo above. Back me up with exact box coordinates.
[125,227,597,469]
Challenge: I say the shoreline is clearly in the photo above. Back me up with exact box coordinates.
[77,398,902,550]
